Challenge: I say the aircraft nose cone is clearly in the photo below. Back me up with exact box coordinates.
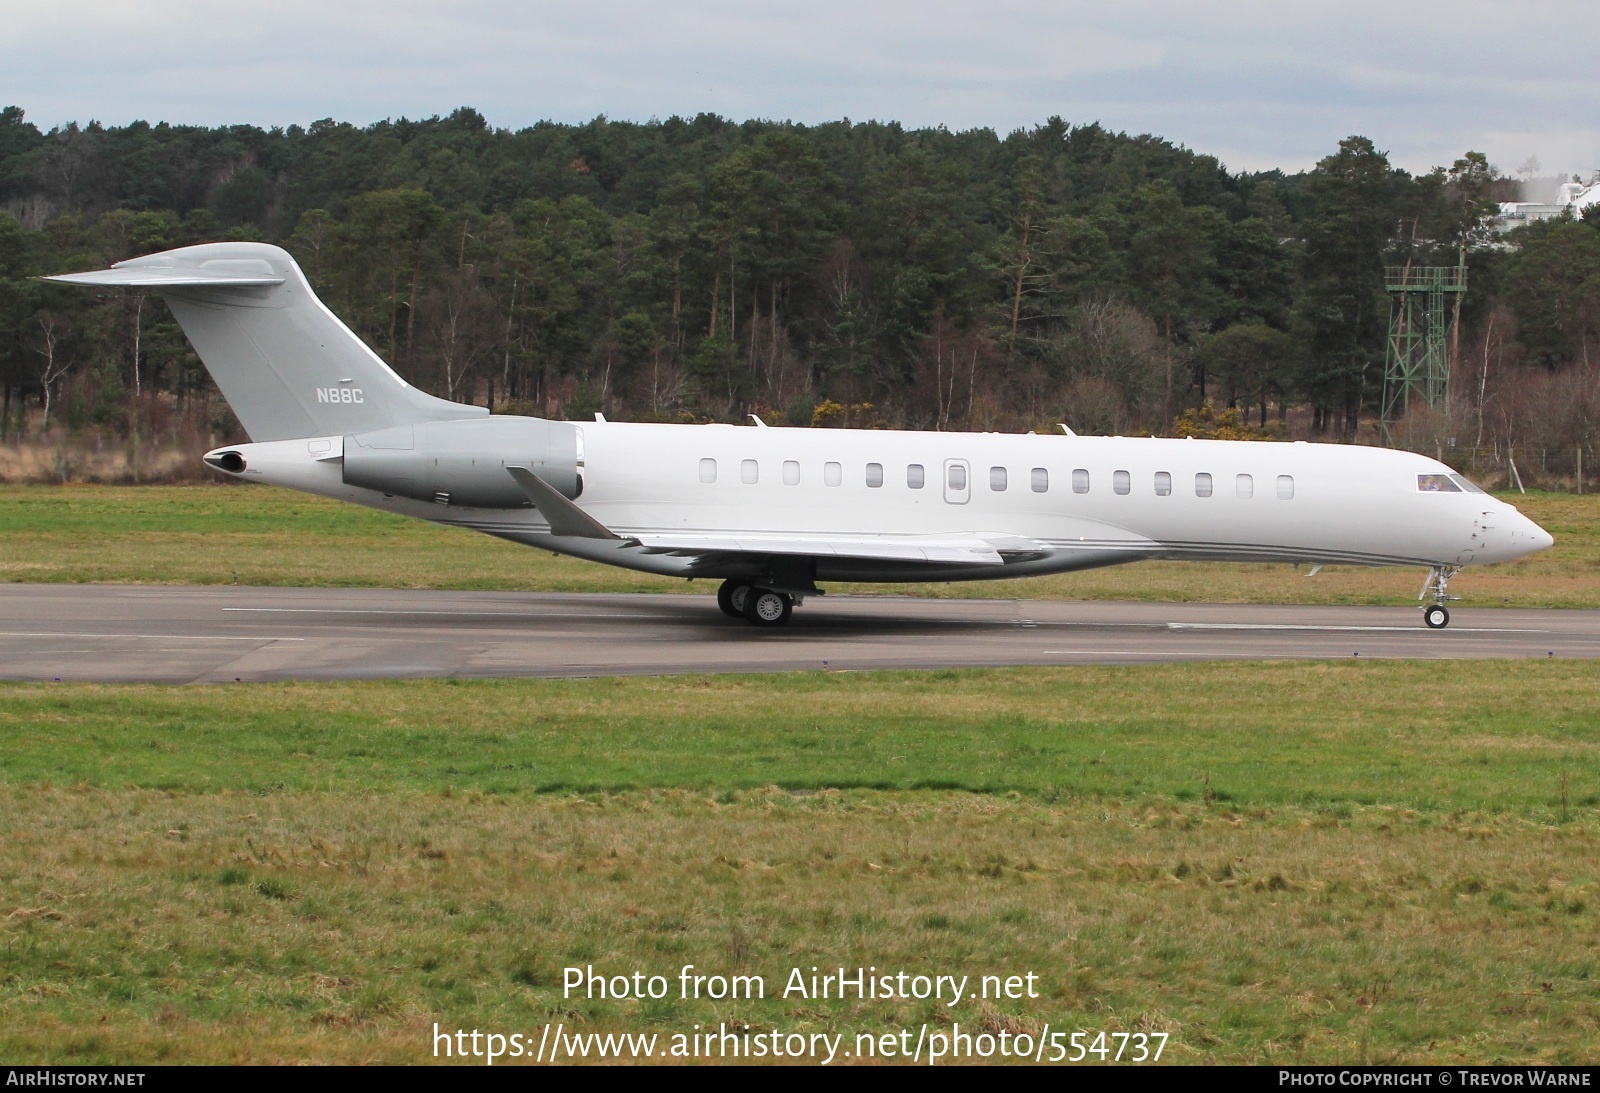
[1513,512,1554,557]
[1531,521,1554,552]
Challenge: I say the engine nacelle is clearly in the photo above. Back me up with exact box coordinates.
[342,416,583,508]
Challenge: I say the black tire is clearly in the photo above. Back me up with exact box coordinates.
[743,588,793,627]
[717,580,752,619]
[1423,604,1450,629]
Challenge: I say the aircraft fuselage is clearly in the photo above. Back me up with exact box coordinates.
[211,421,1552,587]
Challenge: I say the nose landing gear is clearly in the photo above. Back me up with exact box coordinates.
[1419,565,1461,629]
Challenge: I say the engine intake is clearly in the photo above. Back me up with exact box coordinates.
[342,417,582,508]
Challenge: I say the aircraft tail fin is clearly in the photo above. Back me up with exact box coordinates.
[48,243,487,442]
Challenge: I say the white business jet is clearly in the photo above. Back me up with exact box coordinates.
[51,243,1554,628]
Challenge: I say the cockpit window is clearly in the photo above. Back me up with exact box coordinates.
[1448,473,1487,494]
[1417,473,1462,493]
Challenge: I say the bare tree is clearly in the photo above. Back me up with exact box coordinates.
[128,292,145,397]
[912,321,988,430]
[34,313,73,430]
[420,268,497,403]
[628,342,688,418]
[1065,297,1169,429]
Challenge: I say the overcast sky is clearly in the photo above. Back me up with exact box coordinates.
[4,0,1596,178]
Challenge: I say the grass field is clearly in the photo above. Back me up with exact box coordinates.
[4,484,1598,1064]
[3,663,1600,1065]
[2,483,1597,607]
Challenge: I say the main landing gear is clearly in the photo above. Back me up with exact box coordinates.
[717,580,796,627]
[1419,565,1462,629]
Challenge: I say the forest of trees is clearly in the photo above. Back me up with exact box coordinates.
[0,104,1596,478]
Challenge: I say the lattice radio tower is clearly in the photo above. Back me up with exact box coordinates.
[1380,264,1466,440]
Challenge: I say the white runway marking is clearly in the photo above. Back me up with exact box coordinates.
[0,631,304,641]
[1166,623,1547,634]
[1039,650,1161,656]
[1038,650,1296,658]
[221,607,671,618]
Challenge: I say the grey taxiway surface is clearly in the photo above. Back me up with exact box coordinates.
[2,583,1597,683]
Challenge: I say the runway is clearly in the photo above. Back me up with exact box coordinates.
[1,583,1597,683]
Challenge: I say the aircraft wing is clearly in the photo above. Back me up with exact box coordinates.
[504,468,1053,567]
[632,532,1051,567]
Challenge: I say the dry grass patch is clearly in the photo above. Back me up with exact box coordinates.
[3,661,1597,1064]
[2,786,1598,1064]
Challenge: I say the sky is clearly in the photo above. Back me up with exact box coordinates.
[3,0,1597,179]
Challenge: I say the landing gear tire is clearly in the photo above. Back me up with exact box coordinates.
[1419,565,1460,630]
[717,580,752,619]
[743,588,793,627]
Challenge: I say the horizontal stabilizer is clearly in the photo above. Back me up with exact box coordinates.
[632,532,1046,567]
[46,261,285,289]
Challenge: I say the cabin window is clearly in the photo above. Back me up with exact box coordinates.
[1072,468,1090,494]
[1154,471,1172,496]
[1417,473,1462,493]
[824,461,842,487]
[1031,467,1049,493]
[741,459,759,484]
[698,458,717,483]
[1236,473,1254,499]
[948,464,967,490]
[866,462,884,488]
[908,464,925,489]
[1195,472,1213,497]
[990,466,1007,491]
[1113,470,1131,495]
[1277,474,1294,500]
[783,460,800,485]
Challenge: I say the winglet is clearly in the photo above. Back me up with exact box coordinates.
[505,467,624,540]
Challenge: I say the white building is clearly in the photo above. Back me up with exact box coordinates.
[1497,172,1600,230]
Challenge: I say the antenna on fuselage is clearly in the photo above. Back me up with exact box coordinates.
[1056,423,1077,437]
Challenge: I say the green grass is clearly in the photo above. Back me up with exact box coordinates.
[0,483,680,593]
[4,483,1600,1063]
[3,483,1597,606]
[6,785,1598,1065]
[2,663,1597,815]
[3,663,1600,1064]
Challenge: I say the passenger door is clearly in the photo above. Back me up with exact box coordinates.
[943,459,971,504]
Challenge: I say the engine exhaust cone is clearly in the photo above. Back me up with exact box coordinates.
[205,451,246,473]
